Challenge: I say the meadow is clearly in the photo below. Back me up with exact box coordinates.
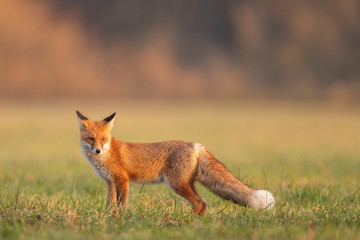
[0,101,359,239]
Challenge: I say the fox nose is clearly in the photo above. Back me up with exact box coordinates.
[95,149,102,154]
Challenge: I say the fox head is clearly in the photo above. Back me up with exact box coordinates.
[76,111,116,155]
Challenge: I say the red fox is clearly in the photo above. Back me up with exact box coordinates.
[76,111,275,215]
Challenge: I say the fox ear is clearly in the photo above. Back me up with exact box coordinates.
[76,110,89,130]
[76,110,88,121]
[103,112,116,130]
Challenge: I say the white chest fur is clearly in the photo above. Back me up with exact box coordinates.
[81,142,112,182]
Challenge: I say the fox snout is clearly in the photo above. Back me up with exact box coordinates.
[90,142,104,154]
[81,141,107,155]
[89,143,106,155]
[93,148,102,154]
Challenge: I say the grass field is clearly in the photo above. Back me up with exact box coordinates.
[0,101,359,239]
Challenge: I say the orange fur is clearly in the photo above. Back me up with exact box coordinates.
[76,111,275,215]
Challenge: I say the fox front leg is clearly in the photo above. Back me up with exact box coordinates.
[106,181,118,207]
[114,179,129,206]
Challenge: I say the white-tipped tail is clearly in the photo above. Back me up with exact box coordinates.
[250,190,275,210]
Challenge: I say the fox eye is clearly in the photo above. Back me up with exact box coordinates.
[87,137,94,141]
[102,137,106,141]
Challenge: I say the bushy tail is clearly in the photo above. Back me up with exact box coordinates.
[195,146,275,210]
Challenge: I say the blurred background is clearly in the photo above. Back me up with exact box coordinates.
[1,0,359,103]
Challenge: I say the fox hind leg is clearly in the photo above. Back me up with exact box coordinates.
[167,180,207,216]
[191,184,207,215]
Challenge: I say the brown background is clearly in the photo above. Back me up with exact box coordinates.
[1,0,359,103]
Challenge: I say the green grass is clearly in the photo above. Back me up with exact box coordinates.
[1,101,360,239]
